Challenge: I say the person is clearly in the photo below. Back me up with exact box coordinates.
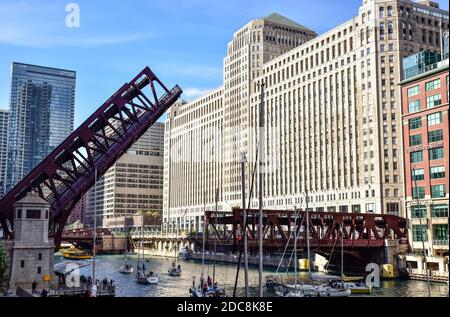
[192,276,196,288]
[200,274,205,286]
[202,282,208,297]
[149,271,154,277]
[177,264,181,272]
[213,282,218,290]
[41,289,48,297]
[142,263,146,272]
[207,275,212,287]
[31,281,37,294]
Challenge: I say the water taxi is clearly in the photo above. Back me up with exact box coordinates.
[61,248,93,260]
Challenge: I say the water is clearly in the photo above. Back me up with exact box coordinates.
[54,254,448,297]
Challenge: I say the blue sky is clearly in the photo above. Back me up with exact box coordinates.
[0,0,448,126]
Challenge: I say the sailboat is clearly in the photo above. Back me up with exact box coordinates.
[189,191,225,297]
[119,219,134,274]
[338,223,371,294]
[168,227,182,277]
[278,200,351,297]
[136,214,159,284]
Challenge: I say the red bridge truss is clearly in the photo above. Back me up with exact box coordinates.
[205,209,409,250]
[0,67,182,247]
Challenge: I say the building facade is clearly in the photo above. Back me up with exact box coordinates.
[0,109,9,197]
[67,195,86,226]
[401,51,448,256]
[6,63,76,191]
[85,122,165,228]
[163,0,449,232]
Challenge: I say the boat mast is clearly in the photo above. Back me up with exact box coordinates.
[306,190,311,278]
[202,191,206,276]
[341,223,344,278]
[92,167,97,283]
[412,166,431,297]
[212,188,219,285]
[258,81,265,297]
[241,153,249,297]
[293,207,298,289]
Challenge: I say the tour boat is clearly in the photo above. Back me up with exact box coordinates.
[61,248,93,260]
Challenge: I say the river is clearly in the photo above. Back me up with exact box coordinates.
[54,254,449,297]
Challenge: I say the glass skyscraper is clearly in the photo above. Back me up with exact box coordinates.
[6,62,76,191]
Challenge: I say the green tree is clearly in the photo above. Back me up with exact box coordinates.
[0,243,6,287]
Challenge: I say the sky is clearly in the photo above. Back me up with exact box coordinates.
[0,0,448,126]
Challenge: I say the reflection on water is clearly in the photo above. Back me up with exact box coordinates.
[54,255,448,297]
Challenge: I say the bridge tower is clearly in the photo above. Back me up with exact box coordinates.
[9,191,54,290]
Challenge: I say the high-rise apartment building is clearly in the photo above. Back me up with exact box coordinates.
[401,50,448,256]
[6,62,76,191]
[164,0,449,232]
[0,109,9,197]
[85,122,165,228]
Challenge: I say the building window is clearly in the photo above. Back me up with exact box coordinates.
[387,203,399,215]
[409,117,422,129]
[410,151,423,163]
[432,205,448,218]
[430,166,445,179]
[411,205,427,218]
[425,79,441,91]
[20,260,25,268]
[412,225,428,241]
[431,185,445,198]
[37,267,42,274]
[408,100,420,113]
[412,168,425,181]
[38,253,42,261]
[426,94,441,108]
[412,186,425,199]
[26,210,41,219]
[409,134,422,146]
[429,147,444,160]
[366,203,375,213]
[17,209,22,219]
[428,129,443,143]
[433,224,448,244]
[408,85,420,97]
[427,112,442,126]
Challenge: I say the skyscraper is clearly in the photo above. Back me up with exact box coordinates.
[85,122,165,228]
[6,63,76,191]
[0,109,9,197]
[164,0,449,231]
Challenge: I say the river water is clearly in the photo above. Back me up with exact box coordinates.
[54,254,448,297]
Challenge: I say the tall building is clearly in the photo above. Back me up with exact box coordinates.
[164,0,449,232]
[85,122,165,228]
[67,195,86,226]
[400,51,448,256]
[6,63,76,191]
[0,109,9,197]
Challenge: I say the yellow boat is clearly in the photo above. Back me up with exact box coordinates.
[342,274,372,294]
[61,248,93,260]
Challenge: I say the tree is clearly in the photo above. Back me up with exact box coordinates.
[0,243,6,288]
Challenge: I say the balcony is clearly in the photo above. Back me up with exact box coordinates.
[433,240,449,247]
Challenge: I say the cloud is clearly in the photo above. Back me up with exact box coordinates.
[183,88,215,100]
